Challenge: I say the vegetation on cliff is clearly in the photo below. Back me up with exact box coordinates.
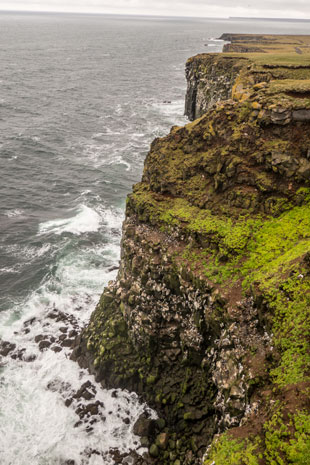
[74,34,310,465]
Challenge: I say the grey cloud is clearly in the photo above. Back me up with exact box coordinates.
[1,0,310,17]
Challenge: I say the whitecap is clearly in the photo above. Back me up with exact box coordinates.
[4,243,51,262]
[38,205,101,236]
[131,133,145,138]
[151,99,187,126]
[82,141,132,171]
[109,155,131,171]
[101,128,122,136]
[98,205,124,233]
[5,209,24,218]
[0,265,21,274]
[54,244,120,294]
[79,189,92,197]
[32,243,51,258]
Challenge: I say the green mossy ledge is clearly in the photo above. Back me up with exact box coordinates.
[72,39,310,465]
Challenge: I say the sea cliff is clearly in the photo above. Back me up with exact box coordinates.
[73,34,310,464]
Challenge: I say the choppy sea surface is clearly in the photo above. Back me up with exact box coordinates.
[0,12,309,464]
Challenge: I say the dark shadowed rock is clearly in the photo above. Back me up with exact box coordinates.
[133,414,156,437]
[0,340,16,356]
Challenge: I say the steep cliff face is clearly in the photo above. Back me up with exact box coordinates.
[184,54,245,120]
[74,36,310,465]
[185,47,310,122]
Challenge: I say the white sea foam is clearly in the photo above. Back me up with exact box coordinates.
[3,243,51,263]
[0,210,149,461]
[79,189,92,196]
[0,150,144,464]
[101,206,124,232]
[31,243,51,258]
[83,141,132,171]
[151,99,187,126]
[0,265,21,274]
[131,132,145,138]
[0,208,152,464]
[101,128,122,136]
[53,244,120,296]
[0,326,152,465]
[5,208,24,218]
[39,205,101,236]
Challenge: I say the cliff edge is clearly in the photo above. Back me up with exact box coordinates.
[73,34,310,465]
[185,33,310,121]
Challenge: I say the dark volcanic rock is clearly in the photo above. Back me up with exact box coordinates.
[133,414,156,437]
[73,381,96,401]
[0,340,16,356]
[39,340,52,351]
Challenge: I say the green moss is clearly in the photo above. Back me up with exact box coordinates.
[205,409,310,465]
[268,274,310,387]
[147,375,157,385]
[131,185,310,285]
[204,433,261,465]
[237,102,253,123]
[286,412,310,464]
[131,190,262,254]
[254,172,275,192]
[129,184,310,387]
[241,203,310,289]
[264,409,310,465]
[261,139,291,153]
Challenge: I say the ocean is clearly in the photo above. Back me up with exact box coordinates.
[0,11,309,464]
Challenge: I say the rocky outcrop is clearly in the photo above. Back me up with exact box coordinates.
[74,35,310,465]
[184,54,245,120]
[185,33,310,122]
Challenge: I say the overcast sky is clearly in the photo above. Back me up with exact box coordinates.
[0,0,310,19]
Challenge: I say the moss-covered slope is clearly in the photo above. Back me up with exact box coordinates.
[74,35,310,465]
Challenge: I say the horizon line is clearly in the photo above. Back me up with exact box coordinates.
[0,9,226,19]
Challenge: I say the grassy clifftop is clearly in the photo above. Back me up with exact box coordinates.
[220,33,310,55]
[185,34,310,121]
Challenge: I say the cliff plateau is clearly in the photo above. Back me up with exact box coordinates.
[72,35,310,465]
